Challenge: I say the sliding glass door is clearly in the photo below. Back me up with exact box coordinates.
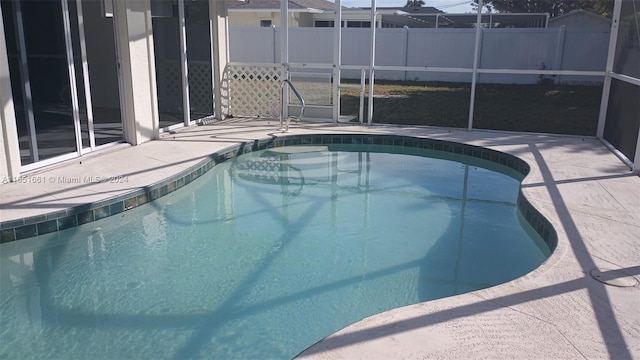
[186,0,214,121]
[152,0,214,131]
[151,0,184,129]
[0,0,122,170]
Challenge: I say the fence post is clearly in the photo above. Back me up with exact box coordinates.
[403,26,409,81]
[178,0,190,126]
[280,0,289,119]
[332,0,342,122]
[272,26,277,63]
[468,0,484,131]
[553,25,566,84]
[367,0,376,125]
[597,0,622,139]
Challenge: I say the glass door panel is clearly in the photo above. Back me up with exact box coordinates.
[21,0,77,161]
[82,0,123,146]
[186,0,213,121]
[151,0,185,129]
[68,0,92,151]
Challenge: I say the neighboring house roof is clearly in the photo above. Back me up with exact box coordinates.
[548,9,611,27]
[228,0,337,11]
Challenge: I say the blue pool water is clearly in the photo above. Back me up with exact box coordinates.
[0,145,551,359]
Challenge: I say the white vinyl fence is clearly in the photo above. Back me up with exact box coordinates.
[229,26,609,84]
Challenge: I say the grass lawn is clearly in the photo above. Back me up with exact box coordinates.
[339,80,602,136]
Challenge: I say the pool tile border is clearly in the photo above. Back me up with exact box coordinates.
[0,134,557,250]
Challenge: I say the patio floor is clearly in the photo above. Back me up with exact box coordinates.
[1,120,638,359]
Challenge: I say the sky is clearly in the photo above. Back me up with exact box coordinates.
[341,0,477,13]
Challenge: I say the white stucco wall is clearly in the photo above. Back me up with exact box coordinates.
[114,0,159,145]
[0,5,21,182]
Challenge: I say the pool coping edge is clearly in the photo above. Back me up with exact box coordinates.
[0,133,557,252]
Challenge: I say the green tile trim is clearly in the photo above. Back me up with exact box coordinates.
[14,224,37,240]
[0,229,16,243]
[0,133,554,251]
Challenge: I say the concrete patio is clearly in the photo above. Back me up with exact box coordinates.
[1,120,639,359]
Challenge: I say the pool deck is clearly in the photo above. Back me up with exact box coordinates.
[1,120,639,359]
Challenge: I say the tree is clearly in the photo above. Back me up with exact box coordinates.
[471,0,613,18]
[405,0,426,7]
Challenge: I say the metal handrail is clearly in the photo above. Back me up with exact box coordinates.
[280,79,305,132]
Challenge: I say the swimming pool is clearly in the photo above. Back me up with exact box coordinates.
[0,136,556,359]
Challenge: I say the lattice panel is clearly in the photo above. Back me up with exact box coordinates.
[224,65,283,118]
[188,62,213,113]
[157,61,214,115]
[163,61,182,97]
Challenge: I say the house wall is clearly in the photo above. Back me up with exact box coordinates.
[549,13,610,28]
[210,0,229,118]
[229,11,380,28]
[295,12,314,27]
[113,0,159,145]
[0,7,20,181]
[312,12,383,27]
[230,12,301,27]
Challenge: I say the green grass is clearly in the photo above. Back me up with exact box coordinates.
[340,80,602,136]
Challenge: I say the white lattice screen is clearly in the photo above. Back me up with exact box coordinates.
[188,62,213,113]
[163,61,182,97]
[156,61,182,113]
[158,61,214,115]
[157,63,284,118]
[223,65,283,118]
